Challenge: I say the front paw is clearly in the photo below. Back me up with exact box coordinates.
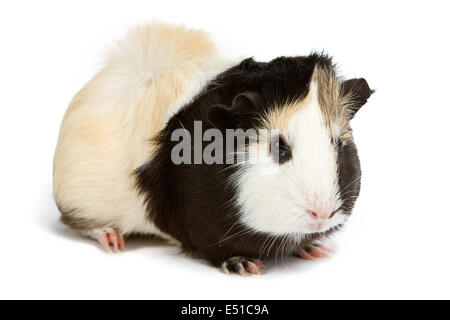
[221,256,266,276]
[295,241,334,260]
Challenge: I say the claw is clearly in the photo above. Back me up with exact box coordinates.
[222,257,266,276]
[314,243,333,253]
[97,233,111,253]
[298,248,317,260]
[86,228,125,253]
[245,261,260,275]
[297,242,334,260]
[238,264,246,277]
[108,229,119,252]
[251,259,266,271]
[309,246,329,258]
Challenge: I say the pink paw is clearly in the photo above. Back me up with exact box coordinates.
[86,228,125,253]
[296,242,334,260]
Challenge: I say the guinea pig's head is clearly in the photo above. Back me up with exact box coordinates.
[208,63,373,240]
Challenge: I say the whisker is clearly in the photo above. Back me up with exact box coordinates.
[340,175,362,194]
[211,221,239,247]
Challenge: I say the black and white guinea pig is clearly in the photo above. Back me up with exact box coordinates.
[53,22,373,275]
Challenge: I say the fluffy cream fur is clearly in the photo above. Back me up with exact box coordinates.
[53,22,235,236]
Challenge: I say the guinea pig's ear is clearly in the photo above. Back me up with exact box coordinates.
[230,91,263,114]
[342,78,375,118]
[207,92,262,129]
[207,104,237,129]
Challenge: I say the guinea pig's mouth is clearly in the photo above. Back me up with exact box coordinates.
[302,211,344,234]
[305,221,333,234]
[293,203,343,234]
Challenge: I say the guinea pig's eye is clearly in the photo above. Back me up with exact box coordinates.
[337,137,344,153]
[270,134,291,164]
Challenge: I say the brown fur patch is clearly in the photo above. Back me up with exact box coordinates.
[313,65,353,142]
[260,63,355,144]
[261,89,313,130]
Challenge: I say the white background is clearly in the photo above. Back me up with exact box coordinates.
[1,0,449,300]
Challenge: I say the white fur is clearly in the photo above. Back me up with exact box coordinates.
[233,81,346,240]
[53,22,236,237]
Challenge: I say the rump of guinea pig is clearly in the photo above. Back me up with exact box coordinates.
[53,22,373,275]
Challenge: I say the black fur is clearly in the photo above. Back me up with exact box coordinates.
[338,142,362,215]
[135,54,371,267]
[342,78,375,118]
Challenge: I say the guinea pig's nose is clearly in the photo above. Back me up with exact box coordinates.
[306,209,331,220]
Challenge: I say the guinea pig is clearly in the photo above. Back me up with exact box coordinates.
[53,22,373,275]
